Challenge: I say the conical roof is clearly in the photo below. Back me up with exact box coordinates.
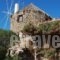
[24,3,48,15]
[25,3,40,11]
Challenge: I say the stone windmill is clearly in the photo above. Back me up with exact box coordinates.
[11,3,52,34]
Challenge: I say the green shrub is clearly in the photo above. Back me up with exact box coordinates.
[22,21,60,34]
[0,46,7,60]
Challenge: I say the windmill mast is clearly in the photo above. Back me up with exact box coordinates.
[14,3,19,13]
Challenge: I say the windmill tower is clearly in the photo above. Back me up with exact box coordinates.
[11,3,19,34]
[11,3,52,34]
[10,3,24,34]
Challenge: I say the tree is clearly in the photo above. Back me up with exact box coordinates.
[0,29,18,60]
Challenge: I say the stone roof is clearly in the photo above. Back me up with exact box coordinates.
[24,3,41,11]
[24,3,49,16]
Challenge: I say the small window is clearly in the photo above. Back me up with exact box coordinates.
[36,37,38,40]
[17,17,19,22]
[19,16,23,22]
[17,15,23,22]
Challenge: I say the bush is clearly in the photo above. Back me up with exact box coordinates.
[0,46,7,60]
[39,48,56,58]
[0,29,19,60]
[23,23,37,35]
[22,21,60,34]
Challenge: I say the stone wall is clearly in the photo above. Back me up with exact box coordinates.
[10,4,52,34]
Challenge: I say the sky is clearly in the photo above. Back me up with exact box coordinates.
[0,0,60,30]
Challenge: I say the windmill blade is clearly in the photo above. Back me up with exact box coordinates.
[10,0,14,12]
[1,0,13,29]
[3,15,9,29]
[2,11,12,15]
[2,11,7,14]
[0,16,7,26]
[6,0,9,11]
